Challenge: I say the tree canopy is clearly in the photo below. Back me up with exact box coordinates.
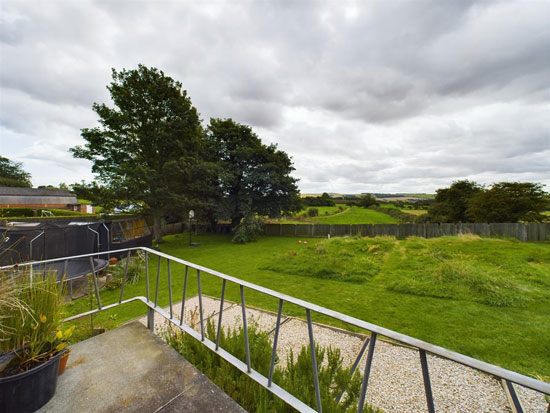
[207,118,301,227]
[303,192,335,207]
[357,194,377,208]
[428,180,549,223]
[467,182,549,223]
[428,180,483,223]
[71,65,210,241]
[0,157,32,188]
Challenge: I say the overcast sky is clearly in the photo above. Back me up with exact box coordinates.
[1,0,549,193]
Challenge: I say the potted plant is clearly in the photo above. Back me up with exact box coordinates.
[57,325,75,375]
[0,270,68,413]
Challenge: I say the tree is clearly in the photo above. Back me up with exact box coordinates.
[467,182,549,223]
[303,192,335,207]
[207,118,301,227]
[0,157,32,187]
[357,194,377,208]
[71,65,210,242]
[428,180,483,223]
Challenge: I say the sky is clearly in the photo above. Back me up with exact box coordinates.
[1,0,549,194]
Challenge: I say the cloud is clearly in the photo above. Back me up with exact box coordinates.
[1,0,549,192]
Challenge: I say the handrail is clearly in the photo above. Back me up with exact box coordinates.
[2,247,549,412]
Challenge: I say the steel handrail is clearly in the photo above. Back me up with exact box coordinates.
[2,247,549,412]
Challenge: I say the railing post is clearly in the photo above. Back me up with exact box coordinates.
[167,259,173,319]
[180,266,189,326]
[419,349,435,413]
[240,285,252,373]
[145,251,150,301]
[154,255,161,307]
[268,299,284,387]
[306,309,322,413]
[147,306,155,332]
[89,256,102,310]
[216,279,226,351]
[358,332,377,413]
[119,250,131,304]
[197,269,205,341]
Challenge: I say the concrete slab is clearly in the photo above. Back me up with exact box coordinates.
[38,322,245,413]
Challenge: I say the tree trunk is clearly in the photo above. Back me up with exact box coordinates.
[153,213,163,243]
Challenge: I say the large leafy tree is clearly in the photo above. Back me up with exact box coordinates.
[207,118,301,227]
[428,180,483,223]
[0,157,32,188]
[71,65,210,242]
[467,182,549,223]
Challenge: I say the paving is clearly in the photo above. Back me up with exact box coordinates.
[38,322,245,413]
[137,295,549,413]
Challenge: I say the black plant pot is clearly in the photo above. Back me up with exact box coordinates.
[0,350,64,413]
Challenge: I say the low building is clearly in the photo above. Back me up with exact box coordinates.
[0,187,83,210]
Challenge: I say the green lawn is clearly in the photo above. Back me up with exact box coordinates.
[310,207,398,224]
[400,209,427,216]
[65,233,550,380]
[276,206,397,224]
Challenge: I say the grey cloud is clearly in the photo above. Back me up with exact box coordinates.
[1,0,549,191]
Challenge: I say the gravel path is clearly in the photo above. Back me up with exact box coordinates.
[134,296,549,412]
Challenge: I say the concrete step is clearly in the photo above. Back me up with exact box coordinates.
[39,322,246,413]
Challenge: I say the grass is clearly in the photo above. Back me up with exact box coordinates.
[310,207,398,224]
[276,206,397,224]
[64,233,550,380]
[399,209,427,216]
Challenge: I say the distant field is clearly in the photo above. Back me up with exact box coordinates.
[310,207,398,224]
[279,206,398,224]
[400,209,427,216]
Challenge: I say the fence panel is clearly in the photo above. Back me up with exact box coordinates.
[264,222,548,241]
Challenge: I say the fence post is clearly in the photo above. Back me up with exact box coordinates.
[147,307,155,332]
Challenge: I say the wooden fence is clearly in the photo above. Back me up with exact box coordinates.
[161,222,183,235]
[264,222,550,242]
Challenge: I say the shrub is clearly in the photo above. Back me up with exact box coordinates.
[104,251,145,290]
[0,208,34,217]
[307,208,319,217]
[232,215,264,243]
[161,317,378,412]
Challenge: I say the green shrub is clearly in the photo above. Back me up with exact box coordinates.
[37,208,87,217]
[104,252,145,290]
[0,208,34,217]
[307,208,319,217]
[369,206,414,223]
[232,215,264,244]
[161,317,378,412]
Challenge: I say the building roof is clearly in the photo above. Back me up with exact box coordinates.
[0,187,76,197]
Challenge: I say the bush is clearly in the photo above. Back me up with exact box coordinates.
[307,208,319,217]
[369,206,415,223]
[0,208,34,217]
[104,251,145,290]
[161,317,378,412]
[232,215,264,243]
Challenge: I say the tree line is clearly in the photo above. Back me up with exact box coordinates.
[426,180,549,223]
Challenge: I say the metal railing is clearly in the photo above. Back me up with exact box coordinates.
[2,247,549,413]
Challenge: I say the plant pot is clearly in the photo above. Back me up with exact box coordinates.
[0,350,64,413]
[109,257,117,265]
[58,349,71,375]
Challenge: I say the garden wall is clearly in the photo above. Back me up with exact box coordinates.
[263,222,550,242]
